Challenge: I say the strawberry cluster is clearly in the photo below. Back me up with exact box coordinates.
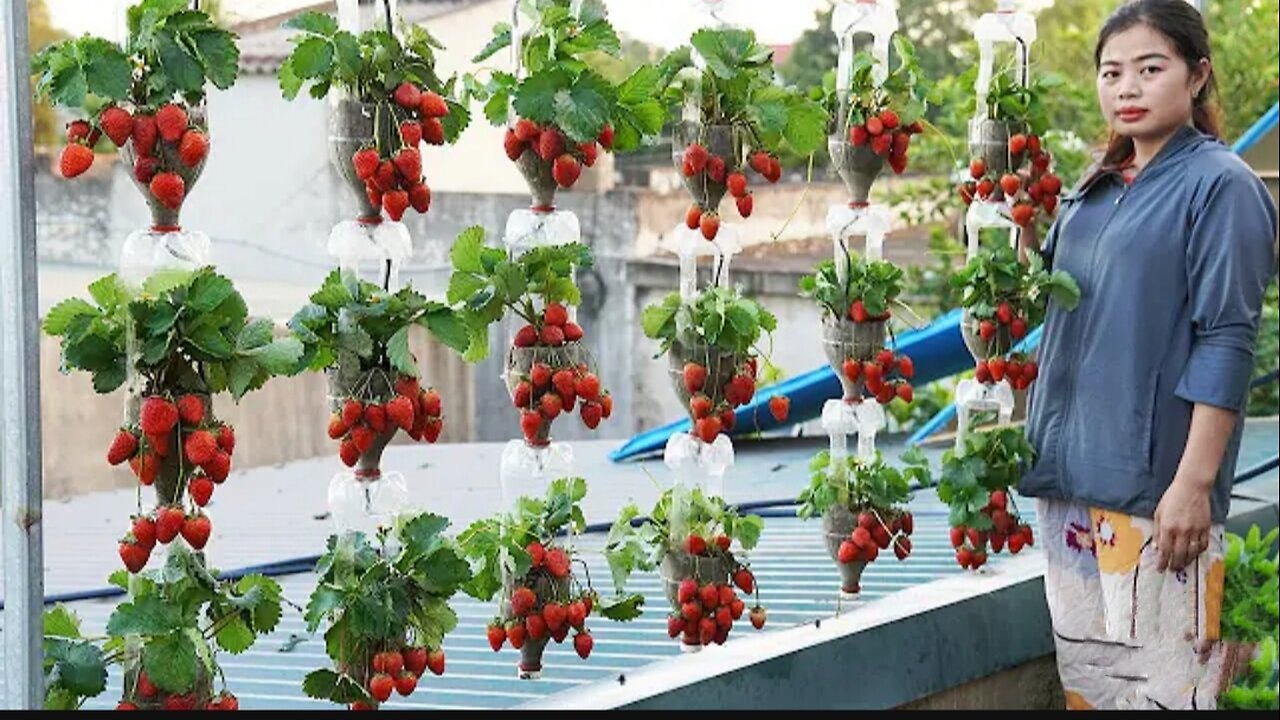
[504,119,613,193]
[328,376,444,467]
[836,509,915,579]
[841,346,915,406]
[682,147,781,241]
[512,303,613,444]
[111,394,234,573]
[350,83,448,222]
[121,672,238,711]
[348,645,444,710]
[959,133,1062,227]
[949,490,1035,570]
[489,542,598,660]
[668,540,765,648]
[847,109,924,175]
[683,356,789,442]
[971,300,1040,391]
[59,103,208,215]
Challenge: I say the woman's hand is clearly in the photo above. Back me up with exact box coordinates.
[1152,476,1212,572]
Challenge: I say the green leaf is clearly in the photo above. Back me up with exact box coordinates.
[783,98,829,156]
[513,68,570,124]
[226,357,257,399]
[410,597,458,650]
[618,65,660,105]
[80,40,132,101]
[421,309,470,355]
[278,57,304,99]
[472,23,512,63]
[234,574,283,632]
[289,36,335,79]
[142,268,195,296]
[45,638,107,698]
[187,325,234,359]
[284,11,339,36]
[88,274,126,310]
[156,30,204,92]
[244,335,303,376]
[384,325,416,377]
[108,570,131,592]
[43,298,98,336]
[641,298,679,338]
[105,596,184,636]
[47,61,88,109]
[214,617,255,654]
[192,29,240,90]
[450,226,487,274]
[141,632,197,694]
[555,71,615,142]
[44,605,83,638]
[734,514,764,550]
[235,318,274,351]
[597,593,645,621]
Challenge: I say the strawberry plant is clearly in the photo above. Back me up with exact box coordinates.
[642,285,790,439]
[951,241,1080,388]
[460,0,663,205]
[797,448,930,592]
[31,0,238,222]
[447,226,614,443]
[42,545,282,710]
[1219,636,1279,710]
[800,254,917,404]
[43,268,301,573]
[301,512,473,709]
[288,269,469,467]
[278,7,467,222]
[1219,525,1280,709]
[606,487,767,647]
[959,71,1067,226]
[658,26,827,238]
[457,478,643,674]
[934,427,1038,570]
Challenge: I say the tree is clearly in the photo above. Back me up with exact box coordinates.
[29,0,69,149]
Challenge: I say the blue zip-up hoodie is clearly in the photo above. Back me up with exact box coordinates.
[1019,124,1278,523]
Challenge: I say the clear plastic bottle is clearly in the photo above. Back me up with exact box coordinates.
[973,0,1037,120]
[832,0,899,89]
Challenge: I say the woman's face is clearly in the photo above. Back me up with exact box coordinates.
[1096,23,1210,143]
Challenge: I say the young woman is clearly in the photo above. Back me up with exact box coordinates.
[1018,0,1277,711]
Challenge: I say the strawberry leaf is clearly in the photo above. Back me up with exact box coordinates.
[471,22,512,63]
[44,638,107,699]
[554,71,616,143]
[283,11,338,37]
[596,593,645,621]
[513,68,570,125]
[141,631,198,694]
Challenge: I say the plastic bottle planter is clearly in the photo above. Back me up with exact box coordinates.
[326,366,405,473]
[123,650,224,711]
[498,553,576,679]
[823,505,914,595]
[669,338,746,422]
[659,545,758,651]
[329,99,383,222]
[120,104,209,230]
[505,343,590,446]
[960,308,1015,362]
[821,314,888,401]
[967,117,1029,199]
[672,121,741,213]
[514,143,561,211]
[829,136,886,206]
[821,506,864,593]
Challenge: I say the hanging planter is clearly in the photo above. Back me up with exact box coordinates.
[797,450,930,594]
[458,478,643,678]
[301,512,473,709]
[279,7,466,223]
[935,427,1039,570]
[447,226,615,445]
[461,0,663,210]
[607,487,767,650]
[32,1,239,230]
[659,26,825,240]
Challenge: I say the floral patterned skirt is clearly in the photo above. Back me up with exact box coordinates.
[1036,497,1242,710]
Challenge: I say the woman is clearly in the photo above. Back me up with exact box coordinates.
[1018,0,1277,711]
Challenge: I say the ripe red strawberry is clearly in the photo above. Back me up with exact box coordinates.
[119,539,149,573]
[511,585,537,617]
[573,373,600,401]
[699,583,719,609]
[896,382,914,403]
[135,670,159,699]
[149,172,185,210]
[896,355,915,380]
[1021,361,1038,382]
[976,177,996,199]
[512,118,540,143]
[871,133,892,156]
[420,388,442,417]
[131,113,157,156]
[705,155,726,183]
[155,103,188,143]
[699,211,720,240]
[129,453,158,485]
[733,567,754,594]
[979,320,997,341]
[540,324,565,346]
[543,302,569,327]
[1011,202,1035,227]
[398,120,424,148]
[969,158,987,180]
[597,123,615,149]
[524,615,547,641]
[1027,134,1042,155]
[1008,133,1028,156]
[353,148,380,180]
[506,621,527,649]
[161,694,197,711]
[959,182,976,205]
[202,448,229,478]
[176,394,204,426]
[545,547,570,578]
[129,515,157,551]
[59,142,95,178]
[178,130,208,167]
[99,106,134,147]
[156,506,185,544]
[133,155,158,183]
[567,600,587,629]
[678,578,698,604]
[865,116,885,136]
[513,324,539,348]
[402,647,428,676]
[421,117,445,145]
[988,357,1007,382]
[578,141,599,167]
[685,534,707,556]
[366,184,382,210]
[393,147,422,182]
[553,153,581,188]
[842,359,862,382]
[736,193,753,218]
[667,614,685,638]
[685,203,702,230]
[999,173,1022,198]
[181,513,211,550]
[351,425,375,454]
[387,395,416,432]
[184,430,218,466]
[875,348,894,369]
[563,321,584,342]
[363,404,388,433]
[768,395,789,422]
[600,392,613,419]
[189,475,214,507]
[383,190,410,221]
[369,672,394,702]
[419,90,448,118]
[683,143,709,174]
[513,381,533,409]
[749,606,766,630]
[879,109,900,130]
[850,124,869,146]
[580,401,603,429]
[424,645,445,671]
[727,172,748,198]
[487,622,507,651]
[746,151,768,176]
[838,539,857,564]
[1008,532,1026,554]
[892,130,911,155]
[538,128,565,161]
[690,394,712,419]
[66,119,92,143]
[394,82,422,111]
[108,430,138,465]
[970,551,988,569]
[1042,195,1058,215]
[117,701,139,710]
[520,410,544,442]
[1040,173,1062,195]
[543,602,567,632]
[573,631,593,659]
[682,362,707,394]
[394,671,417,696]
[503,128,525,160]
[338,439,359,466]
[694,415,721,443]
[849,299,870,323]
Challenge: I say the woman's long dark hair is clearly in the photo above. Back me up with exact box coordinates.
[1094,0,1223,167]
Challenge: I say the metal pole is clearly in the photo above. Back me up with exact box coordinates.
[0,0,46,710]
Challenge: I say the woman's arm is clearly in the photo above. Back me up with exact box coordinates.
[1153,403,1236,572]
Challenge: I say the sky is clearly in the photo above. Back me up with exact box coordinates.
[43,0,850,47]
